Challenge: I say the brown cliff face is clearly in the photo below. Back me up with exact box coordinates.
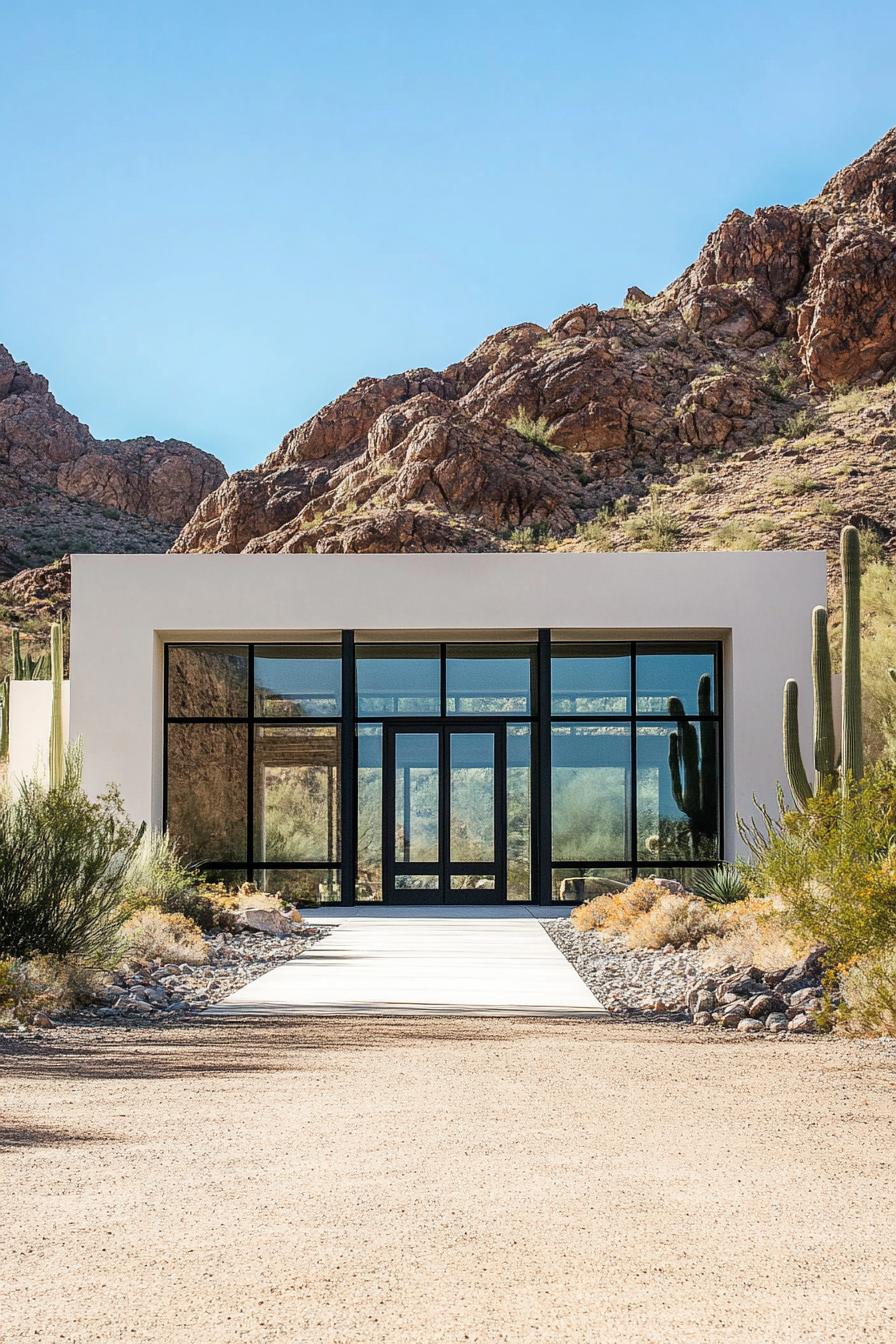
[0,347,226,577]
[172,128,896,560]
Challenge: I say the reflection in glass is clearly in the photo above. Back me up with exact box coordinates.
[507,725,532,900]
[636,646,716,714]
[636,722,719,861]
[167,722,248,861]
[445,646,533,714]
[450,733,495,863]
[451,874,496,890]
[551,724,631,862]
[258,867,340,905]
[254,725,340,863]
[167,645,248,718]
[356,646,440,716]
[551,646,629,714]
[394,733,440,863]
[254,646,341,717]
[551,867,632,902]
[395,873,439,890]
[357,725,383,901]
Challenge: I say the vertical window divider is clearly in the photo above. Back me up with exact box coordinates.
[629,643,638,880]
[536,629,552,904]
[341,630,356,904]
[247,643,255,879]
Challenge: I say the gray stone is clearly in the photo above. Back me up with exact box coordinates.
[779,946,826,987]
[720,1002,748,1027]
[737,1017,764,1034]
[788,985,822,1008]
[787,1013,813,1034]
[694,989,716,1013]
[765,1013,788,1032]
[692,1011,714,1026]
[127,1000,153,1016]
[747,993,783,1019]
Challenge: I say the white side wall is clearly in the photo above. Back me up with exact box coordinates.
[7,680,71,790]
[69,551,827,856]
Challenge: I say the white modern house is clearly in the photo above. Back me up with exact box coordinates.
[63,551,825,906]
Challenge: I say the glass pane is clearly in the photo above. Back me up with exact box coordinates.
[551,645,630,715]
[394,733,440,863]
[254,646,341,717]
[635,865,715,892]
[551,724,630,862]
[507,724,532,901]
[445,645,533,714]
[451,874,496,891]
[450,732,495,863]
[395,873,439,890]
[551,866,632,902]
[357,725,383,901]
[636,646,716,715]
[636,722,720,861]
[254,726,340,863]
[258,867,341,905]
[167,722,247,862]
[167,645,248,718]
[357,645,440,716]
[200,867,248,890]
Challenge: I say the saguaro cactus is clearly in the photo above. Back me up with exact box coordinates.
[783,525,864,805]
[668,673,718,854]
[49,621,65,790]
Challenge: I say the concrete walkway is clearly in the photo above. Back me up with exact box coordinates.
[207,906,605,1017]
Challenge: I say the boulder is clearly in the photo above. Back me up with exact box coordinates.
[240,907,296,937]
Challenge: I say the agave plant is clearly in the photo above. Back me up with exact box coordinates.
[689,864,752,905]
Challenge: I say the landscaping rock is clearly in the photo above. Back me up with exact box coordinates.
[787,1013,813,1034]
[692,1011,714,1026]
[720,1003,749,1028]
[747,993,784,1018]
[766,1013,788,1032]
[737,1017,765,1034]
[240,908,295,937]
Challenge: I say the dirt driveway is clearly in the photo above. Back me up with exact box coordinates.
[2,1018,894,1343]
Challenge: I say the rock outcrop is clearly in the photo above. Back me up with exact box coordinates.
[0,346,226,577]
[173,129,896,558]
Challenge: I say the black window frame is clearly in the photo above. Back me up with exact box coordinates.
[163,634,723,904]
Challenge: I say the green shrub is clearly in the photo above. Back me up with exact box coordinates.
[836,947,896,1036]
[740,766,896,963]
[623,486,681,551]
[0,749,142,965]
[122,830,195,914]
[506,406,556,451]
[163,885,241,933]
[575,513,613,549]
[780,408,819,439]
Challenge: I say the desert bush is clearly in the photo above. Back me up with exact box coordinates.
[570,876,664,934]
[575,513,613,549]
[701,898,805,972]
[836,948,896,1036]
[780,408,819,439]
[0,954,102,1024]
[122,830,195,914]
[163,885,241,933]
[506,406,556,451]
[0,749,142,965]
[625,891,725,949]
[119,907,208,965]
[740,766,896,963]
[623,486,681,551]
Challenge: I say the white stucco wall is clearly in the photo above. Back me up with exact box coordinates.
[69,551,827,857]
[7,680,70,789]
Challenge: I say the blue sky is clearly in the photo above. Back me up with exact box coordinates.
[3,1,894,473]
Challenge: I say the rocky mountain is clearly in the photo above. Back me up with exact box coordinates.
[171,128,896,565]
[0,344,226,579]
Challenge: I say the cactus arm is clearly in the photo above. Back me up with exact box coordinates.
[811,606,837,788]
[11,629,23,681]
[668,731,684,813]
[0,678,8,759]
[49,621,65,790]
[784,679,813,807]
[840,524,863,788]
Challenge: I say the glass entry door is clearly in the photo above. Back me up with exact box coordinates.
[383,724,507,902]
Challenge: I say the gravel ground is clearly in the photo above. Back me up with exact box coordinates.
[543,917,707,1014]
[1,1016,894,1343]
